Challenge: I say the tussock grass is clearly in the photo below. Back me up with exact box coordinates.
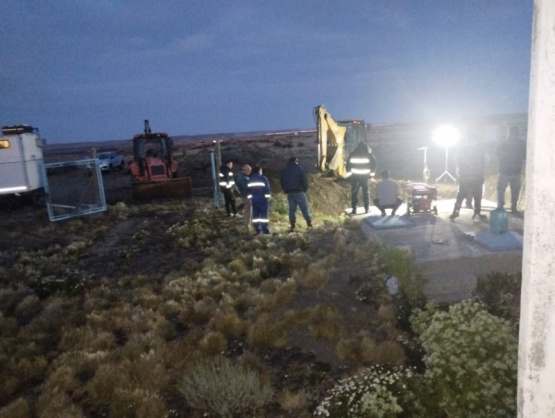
[246,313,289,350]
[0,397,31,418]
[307,304,343,340]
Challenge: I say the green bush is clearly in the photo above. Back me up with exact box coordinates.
[472,271,521,324]
[411,300,518,417]
[177,356,274,417]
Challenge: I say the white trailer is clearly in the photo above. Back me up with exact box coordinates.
[0,124,45,209]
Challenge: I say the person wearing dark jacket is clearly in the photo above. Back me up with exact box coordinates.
[247,166,271,234]
[219,160,238,217]
[280,157,312,231]
[235,164,252,230]
[496,126,526,213]
[346,142,377,215]
[449,129,487,222]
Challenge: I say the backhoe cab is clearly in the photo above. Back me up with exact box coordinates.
[129,120,192,200]
[314,105,368,178]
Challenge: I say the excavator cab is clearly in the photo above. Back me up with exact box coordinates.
[129,120,192,200]
[314,105,367,178]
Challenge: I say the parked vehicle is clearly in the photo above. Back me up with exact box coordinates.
[92,151,125,172]
[0,124,45,209]
[129,120,192,200]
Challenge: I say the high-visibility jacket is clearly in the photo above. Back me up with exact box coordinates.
[219,164,235,191]
[247,173,271,201]
[346,147,376,178]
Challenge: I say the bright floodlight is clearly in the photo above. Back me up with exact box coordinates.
[433,125,460,148]
[433,124,459,183]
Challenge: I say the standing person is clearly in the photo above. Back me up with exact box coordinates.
[219,160,238,217]
[280,157,313,231]
[235,164,252,230]
[346,142,377,215]
[374,169,402,216]
[247,166,271,234]
[496,126,526,214]
[449,129,487,222]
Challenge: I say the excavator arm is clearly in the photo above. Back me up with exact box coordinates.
[314,105,348,178]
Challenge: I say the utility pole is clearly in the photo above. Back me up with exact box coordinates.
[518,0,555,415]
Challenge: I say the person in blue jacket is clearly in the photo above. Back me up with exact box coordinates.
[247,165,271,234]
[280,156,312,231]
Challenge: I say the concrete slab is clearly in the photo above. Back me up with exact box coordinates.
[360,198,524,303]
[364,215,414,230]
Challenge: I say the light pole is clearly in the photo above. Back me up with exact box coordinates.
[433,125,460,183]
[418,146,430,183]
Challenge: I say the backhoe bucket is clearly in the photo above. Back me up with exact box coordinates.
[132,177,193,200]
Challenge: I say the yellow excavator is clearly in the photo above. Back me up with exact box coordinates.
[129,120,192,200]
[314,105,368,178]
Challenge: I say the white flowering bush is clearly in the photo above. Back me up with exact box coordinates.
[314,365,422,418]
[411,300,518,417]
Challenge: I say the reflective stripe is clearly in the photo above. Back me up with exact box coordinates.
[247,194,252,199]
[265,194,271,198]
[219,181,227,186]
[350,157,370,164]
[352,168,371,174]
[248,182,266,187]
[252,218,269,223]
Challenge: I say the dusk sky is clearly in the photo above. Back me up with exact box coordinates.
[1,1,533,144]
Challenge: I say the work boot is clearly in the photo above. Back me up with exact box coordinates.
[511,205,518,214]
[350,208,356,215]
[290,221,296,232]
[307,220,313,228]
[364,207,369,214]
[449,211,459,221]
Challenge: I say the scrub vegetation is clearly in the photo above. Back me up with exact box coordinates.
[0,135,520,417]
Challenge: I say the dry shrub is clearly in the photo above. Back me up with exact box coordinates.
[0,397,31,418]
[43,364,80,393]
[336,337,359,362]
[207,308,245,337]
[271,278,297,305]
[333,229,348,253]
[246,313,288,350]
[190,298,219,325]
[13,294,41,320]
[372,341,406,366]
[177,356,274,417]
[199,331,227,356]
[280,250,311,271]
[278,389,310,414]
[110,388,168,418]
[36,388,85,418]
[377,303,398,325]
[295,264,329,289]
[228,258,248,275]
[336,333,406,366]
[307,304,343,340]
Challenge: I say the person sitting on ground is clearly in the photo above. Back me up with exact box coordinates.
[373,169,402,216]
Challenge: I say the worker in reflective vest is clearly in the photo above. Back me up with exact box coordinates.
[247,166,271,234]
[219,160,237,217]
[346,142,377,215]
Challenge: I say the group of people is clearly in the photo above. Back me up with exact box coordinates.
[219,156,312,235]
[448,125,526,222]
[219,124,526,233]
